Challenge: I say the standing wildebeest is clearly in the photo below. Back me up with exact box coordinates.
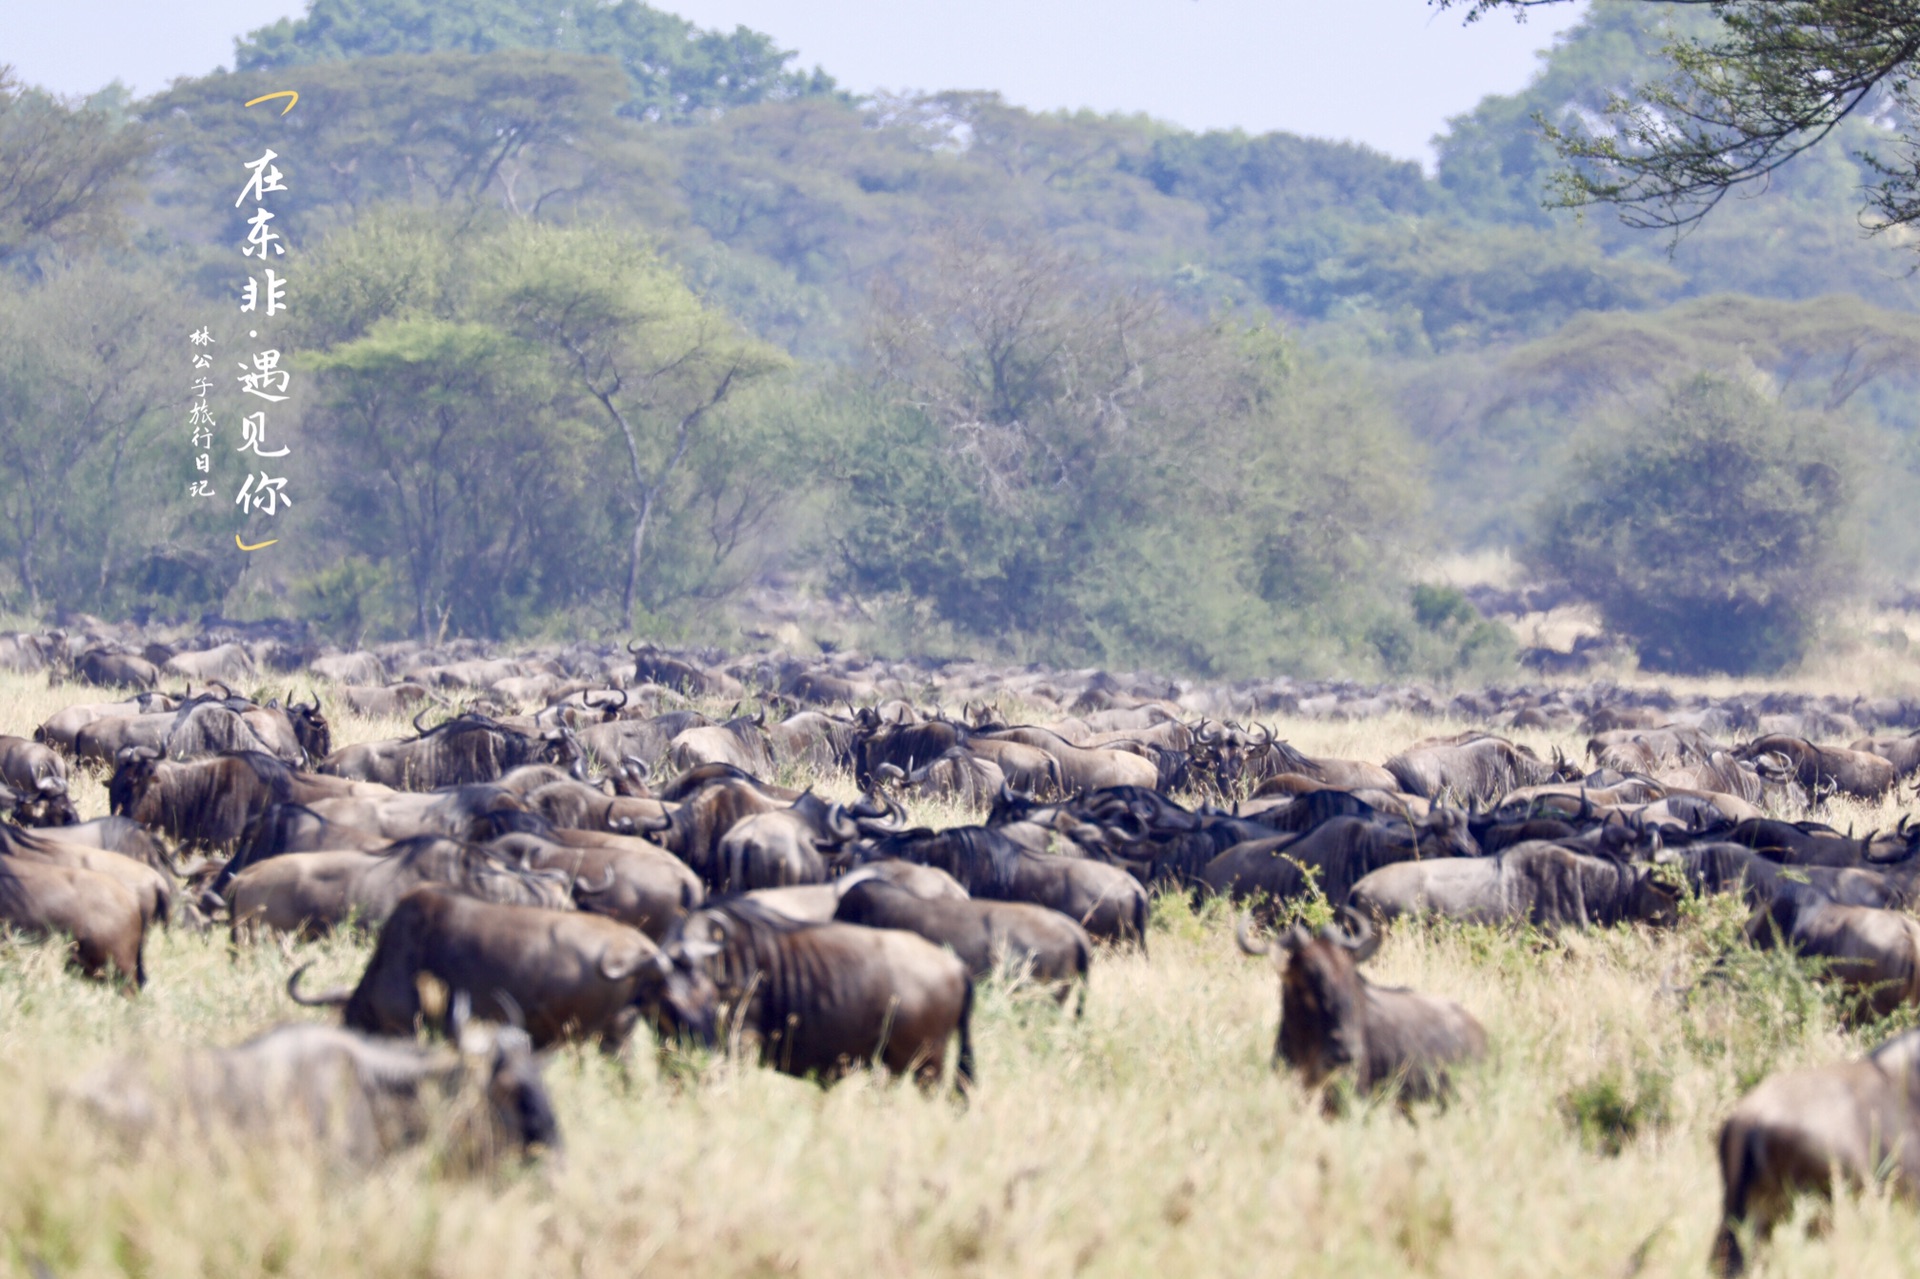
[677,898,974,1091]
[35,691,177,753]
[835,878,1091,1009]
[290,887,720,1052]
[859,825,1149,946]
[73,1018,559,1169]
[1748,880,1920,1020]
[1712,1028,1920,1274]
[1348,843,1682,931]
[1385,734,1569,804]
[0,857,146,985]
[1236,908,1485,1103]
[73,647,160,690]
[111,749,359,850]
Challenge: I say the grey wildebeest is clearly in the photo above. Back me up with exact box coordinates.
[1348,843,1682,932]
[1748,881,1920,1021]
[676,898,974,1091]
[74,1018,559,1170]
[289,886,720,1051]
[1385,734,1570,805]
[319,713,578,790]
[1236,908,1485,1105]
[1196,811,1478,913]
[1712,1028,1920,1274]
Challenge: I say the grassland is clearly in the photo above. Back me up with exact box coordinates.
[0,671,1916,1278]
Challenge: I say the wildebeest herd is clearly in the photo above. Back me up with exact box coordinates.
[11,622,1920,1270]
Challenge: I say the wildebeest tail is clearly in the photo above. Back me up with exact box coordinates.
[1074,934,1091,1020]
[954,973,976,1097]
[1134,890,1149,957]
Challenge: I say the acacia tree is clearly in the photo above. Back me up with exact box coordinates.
[483,223,787,628]
[1440,1,1920,236]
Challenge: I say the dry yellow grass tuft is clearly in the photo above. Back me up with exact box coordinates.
[0,673,1913,1276]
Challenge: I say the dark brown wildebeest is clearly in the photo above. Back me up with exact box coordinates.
[676,898,974,1091]
[665,715,774,776]
[834,878,1091,1010]
[1192,722,1396,794]
[1736,735,1897,801]
[859,825,1149,947]
[875,748,1008,809]
[1385,734,1570,805]
[319,713,578,791]
[1711,1028,1920,1275]
[486,828,703,941]
[0,856,146,985]
[1348,843,1682,932]
[642,774,790,885]
[1236,908,1485,1104]
[73,1017,560,1169]
[227,836,574,939]
[1196,811,1478,911]
[969,725,1159,793]
[110,749,362,851]
[766,710,857,773]
[629,641,741,698]
[713,790,900,893]
[291,886,719,1051]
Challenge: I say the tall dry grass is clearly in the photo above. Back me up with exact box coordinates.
[0,674,1913,1276]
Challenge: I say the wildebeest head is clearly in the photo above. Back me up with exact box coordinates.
[600,933,722,1048]
[448,994,563,1160]
[108,746,164,817]
[286,695,332,761]
[1,780,79,827]
[1238,907,1381,1088]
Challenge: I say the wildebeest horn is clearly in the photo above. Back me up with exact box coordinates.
[621,755,651,778]
[1329,906,1380,962]
[286,961,353,1007]
[627,639,645,655]
[412,708,433,735]
[1234,914,1272,956]
[875,762,907,781]
[598,945,653,982]
[575,867,618,895]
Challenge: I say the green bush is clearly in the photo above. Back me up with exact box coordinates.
[1529,373,1858,675]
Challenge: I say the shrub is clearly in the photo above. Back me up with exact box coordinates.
[1528,372,1857,675]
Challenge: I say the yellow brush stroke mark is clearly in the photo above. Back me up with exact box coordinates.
[235,534,280,552]
[244,91,299,115]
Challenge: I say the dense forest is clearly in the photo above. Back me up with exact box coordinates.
[5,0,1920,677]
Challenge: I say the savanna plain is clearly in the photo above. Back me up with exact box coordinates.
[1,671,1917,1279]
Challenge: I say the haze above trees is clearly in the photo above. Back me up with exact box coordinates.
[2,0,1916,676]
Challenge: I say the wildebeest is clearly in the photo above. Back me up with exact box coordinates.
[1197,811,1478,911]
[335,682,435,719]
[35,691,177,753]
[111,749,359,850]
[1748,880,1920,1020]
[289,887,720,1051]
[0,856,146,985]
[1236,908,1485,1103]
[1348,843,1682,931]
[1385,734,1569,804]
[227,836,574,939]
[1736,735,1897,801]
[319,713,579,791]
[860,825,1149,946]
[835,878,1091,1009]
[1712,1028,1920,1274]
[677,898,974,1091]
[73,647,160,690]
[74,1018,559,1169]
[486,828,703,940]
[0,733,67,802]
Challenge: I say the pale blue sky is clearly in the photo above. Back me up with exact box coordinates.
[0,0,1587,165]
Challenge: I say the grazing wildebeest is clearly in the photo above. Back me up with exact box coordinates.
[1748,881,1920,1021]
[1236,908,1485,1104]
[74,1018,559,1169]
[1712,1028,1920,1275]
[1348,843,1682,931]
[74,648,160,690]
[676,898,974,1091]
[289,887,720,1051]
[834,878,1091,1009]
[335,682,435,719]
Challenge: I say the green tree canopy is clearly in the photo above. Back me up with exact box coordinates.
[1529,371,1858,674]
[234,0,838,122]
